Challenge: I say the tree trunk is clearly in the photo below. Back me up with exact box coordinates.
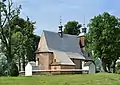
[102,60,107,72]
[107,64,111,73]
[113,60,116,73]
[18,56,21,71]
[8,46,12,63]
[22,56,25,71]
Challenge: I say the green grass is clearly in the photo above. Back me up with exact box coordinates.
[1,73,120,85]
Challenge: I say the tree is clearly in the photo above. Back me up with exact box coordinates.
[0,0,40,75]
[86,12,120,73]
[9,61,19,76]
[9,16,40,71]
[0,0,22,76]
[64,21,82,35]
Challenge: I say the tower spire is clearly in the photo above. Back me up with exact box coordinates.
[82,15,87,33]
[60,16,62,26]
[83,15,85,28]
[58,16,63,38]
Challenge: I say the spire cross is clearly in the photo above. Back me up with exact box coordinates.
[83,15,85,27]
[60,16,62,25]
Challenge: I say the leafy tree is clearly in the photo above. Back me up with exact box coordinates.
[0,0,40,75]
[64,21,82,35]
[86,12,120,73]
[0,0,22,76]
[9,16,40,71]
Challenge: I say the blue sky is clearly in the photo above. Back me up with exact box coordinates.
[13,0,120,35]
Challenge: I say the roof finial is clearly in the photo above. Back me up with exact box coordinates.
[81,15,87,33]
[83,14,85,28]
[60,16,62,25]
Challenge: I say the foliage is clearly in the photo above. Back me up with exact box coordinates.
[86,12,120,72]
[0,0,22,76]
[116,69,120,74]
[0,54,7,76]
[64,21,82,35]
[9,16,36,61]
[6,14,40,71]
[0,53,19,77]
[115,62,120,74]
[0,0,40,76]
[9,62,19,76]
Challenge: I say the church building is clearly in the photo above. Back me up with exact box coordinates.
[35,22,92,72]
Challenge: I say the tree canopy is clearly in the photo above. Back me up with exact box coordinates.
[64,21,82,35]
[0,0,40,76]
[86,12,120,72]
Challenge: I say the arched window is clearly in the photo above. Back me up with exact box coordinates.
[53,59,56,62]
[37,58,39,61]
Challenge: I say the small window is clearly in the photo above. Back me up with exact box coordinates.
[37,58,39,61]
[53,59,56,62]
[54,67,57,70]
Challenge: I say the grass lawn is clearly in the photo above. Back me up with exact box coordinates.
[0,73,120,85]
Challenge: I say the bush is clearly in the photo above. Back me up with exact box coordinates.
[0,63,7,76]
[10,62,19,76]
[115,62,120,74]
[0,55,8,76]
[0,54,19,76]
[116,69,120,74]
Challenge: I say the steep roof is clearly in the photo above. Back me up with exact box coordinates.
[43,30,86,60]
[53,50,75,65]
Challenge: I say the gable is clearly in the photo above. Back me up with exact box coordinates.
[37,32,49,52]
[25,63,32,70]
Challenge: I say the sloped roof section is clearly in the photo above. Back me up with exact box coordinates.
[36,32,49,52]
[53,50,75,65]
[84,62,92,66]
[66,52,85,60]
[43,30,86,60]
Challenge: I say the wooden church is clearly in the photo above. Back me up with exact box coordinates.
[35,23,93,72]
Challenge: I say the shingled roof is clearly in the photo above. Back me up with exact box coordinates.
[37,30,92,65]
[46,30,90,58]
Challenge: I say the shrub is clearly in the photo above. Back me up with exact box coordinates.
[0,54,19,76]
[10,62,19,76]
[115,62,120,74]
[116,69,120,74]
[0,55,7,76]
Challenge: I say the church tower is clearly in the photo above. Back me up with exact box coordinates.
[78,23,87,52]
[58,16,63,38]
